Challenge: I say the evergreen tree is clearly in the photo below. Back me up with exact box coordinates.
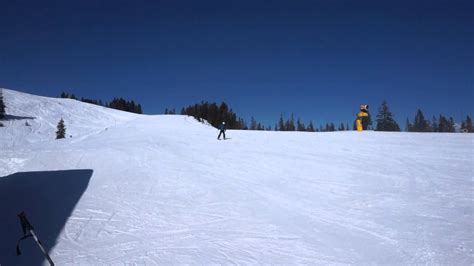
[278,115,286,131]
[411,109,430,132]
[338,123,345,131]
[307,121,315,132]
[0,90,5,119]
[240,118,248,130]
[461,115,473,132]
[431,116,438,132]
[218,102,229,124]
[137,104,143,114]
[250,117,257,130]
[405,118,411,132]
[296,117,305,131]
[436,115,455,132]
[447,117,456,132]
[375,101,400,131]
[346,123,350,131]
[56,118,66,139]
[285,114,296,131]
[438,115,448,132]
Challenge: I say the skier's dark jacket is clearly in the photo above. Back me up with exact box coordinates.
[218,124,226,132]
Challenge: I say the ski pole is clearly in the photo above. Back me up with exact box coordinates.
[16,211,55,266]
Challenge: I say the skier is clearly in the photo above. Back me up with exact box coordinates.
[217,122,226,140]
[355,104,371,131]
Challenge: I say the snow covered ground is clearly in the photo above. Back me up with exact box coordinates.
[1,88,473,265]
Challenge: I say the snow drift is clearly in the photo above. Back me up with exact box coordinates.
[0,88,473,265]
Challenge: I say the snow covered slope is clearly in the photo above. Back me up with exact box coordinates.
[0,88,138,149]
[1,89,473,265]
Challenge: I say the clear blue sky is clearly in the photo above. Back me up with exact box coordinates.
[1,0,472,127]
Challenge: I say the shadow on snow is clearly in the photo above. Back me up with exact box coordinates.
[1,114,36,121]
[0,169,92,265]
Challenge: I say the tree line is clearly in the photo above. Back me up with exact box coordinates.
[366,100,473,133]
[168,100,473,133]
[405,110,472,133]
[60,92,143,114]
[168,102,354,132]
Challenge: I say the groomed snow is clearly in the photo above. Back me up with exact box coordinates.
[1,89,473,265]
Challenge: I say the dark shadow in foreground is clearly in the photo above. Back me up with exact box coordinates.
[2,114,36,120]
[0,170,92,265]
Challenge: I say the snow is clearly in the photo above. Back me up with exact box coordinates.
[1,88,473,265]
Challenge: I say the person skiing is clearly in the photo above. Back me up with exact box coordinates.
[217,122,226,140]
[355,104,371,131]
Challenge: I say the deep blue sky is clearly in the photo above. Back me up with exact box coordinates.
[1,0,473,126]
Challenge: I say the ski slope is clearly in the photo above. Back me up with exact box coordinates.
[1,88,473,265]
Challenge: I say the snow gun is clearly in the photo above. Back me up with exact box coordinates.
[16,211,55,265]
[356,104,369,131]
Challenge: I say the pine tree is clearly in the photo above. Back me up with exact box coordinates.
[436,114,455,132]
[375,101,400,131]
[338,123,345,131]
[56,118,66,139]
[447,117,456,132]
[405,118,411,132]
[296,118,305,131]
[431,116,438,132]
[285,114,296,131]
[278,115,286,131]
[250,117,257,130]
[411,109,430,132]
[307,121,315,132]
[0,89,5,119]
[461,115,473,132]
[438,115,448,132]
